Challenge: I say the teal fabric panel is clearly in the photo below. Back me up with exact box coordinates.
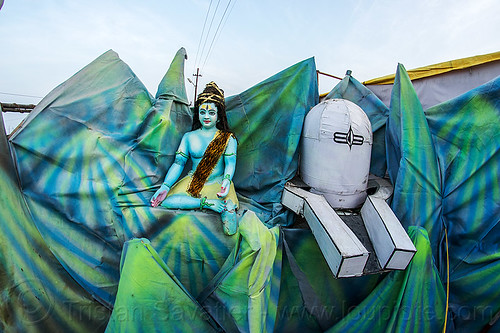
[4,48,320,331]
[4,39,498,332]
[104,238,219,332]
[197,211,282,332]
[9,48,192,309]
[326,227,447,333]
[106,212,282,332]
[155,49,190,103]
[385,63,443,253]
[10,50,153,308]
[274,229,383,332]
[226,58,319,226]
[425,75,500,332]
[385,63,500,331]
[0,113,111,331]
[325,73,389,176]
[147,209,238,298]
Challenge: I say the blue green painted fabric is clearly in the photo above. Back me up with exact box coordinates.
[385,64,500,332]
[425,73,500,332]
[2,45,499,333]
[326,227,447,333]
[227,58,319,226]
[274,229,383,332]
[104,238,220,332]
[0,113,111,332]
[196,211,282,333]
[386,64,443,253]
[1,48,319,331]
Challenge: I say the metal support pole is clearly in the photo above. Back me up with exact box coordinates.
[193,68,202,103]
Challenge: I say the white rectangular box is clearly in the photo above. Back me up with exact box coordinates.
[281,186,306,215]
[361,196,416,270]
[282,185,369,277]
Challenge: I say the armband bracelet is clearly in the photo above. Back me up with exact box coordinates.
[223,174,231,181]
[162,182,172,188]
[176,151,189,158]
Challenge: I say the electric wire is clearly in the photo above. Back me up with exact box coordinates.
[201,0,236,72]
[191,0,237,102]
[197,0,222,71]
[193,0,214,75]
[0,92,43,99]
[201,0,232,70]
[218,0,238,40]
[442,228,450,333]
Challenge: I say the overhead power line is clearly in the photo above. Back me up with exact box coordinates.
[190,0,237,103]
[193,0,214,74]
[196,0,222,71]
[192,0,237,74]
[201,0,235,71]
[0,91,43,99]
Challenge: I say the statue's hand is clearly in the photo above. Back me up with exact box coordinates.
[151,184,170,207]
[217,179,231,198]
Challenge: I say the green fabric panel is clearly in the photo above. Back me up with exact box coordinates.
[147,209,238,298]
[386,63,443,251]
[105,238,219,332]
[274,241,322,332]
[0,114,110,332]
[155,48,190,103]
[325,73,389,176]
[274,229,383,332]
[226,58,319,226]
[4,48,320,331]
[8,49,193,308]
[385,64,500,331]
[425,75,500,332]
[9,50,154,307]
[327,227,446,333]
[198,211,282,332]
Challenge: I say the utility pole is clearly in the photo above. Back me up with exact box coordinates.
[193,68,202,103]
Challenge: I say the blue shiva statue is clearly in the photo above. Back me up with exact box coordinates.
[151,82,239,235]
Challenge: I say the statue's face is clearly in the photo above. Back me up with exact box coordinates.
[199,102,218,130]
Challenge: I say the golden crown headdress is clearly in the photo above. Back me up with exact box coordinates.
[196,81,225,106]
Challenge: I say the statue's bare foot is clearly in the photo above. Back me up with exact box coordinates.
[204,199,226,213]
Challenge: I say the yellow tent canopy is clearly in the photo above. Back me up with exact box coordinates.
[363,51,500,85]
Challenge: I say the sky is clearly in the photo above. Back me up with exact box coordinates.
[1,0,499,132]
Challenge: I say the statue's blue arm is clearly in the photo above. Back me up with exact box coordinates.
[163,134,189,187]
[217,136,237,199]
[223,136,237,181]
[150,134,189,206]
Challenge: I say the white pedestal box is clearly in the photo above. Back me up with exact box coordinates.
[361,196,416,270]
[282,185,369,278]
